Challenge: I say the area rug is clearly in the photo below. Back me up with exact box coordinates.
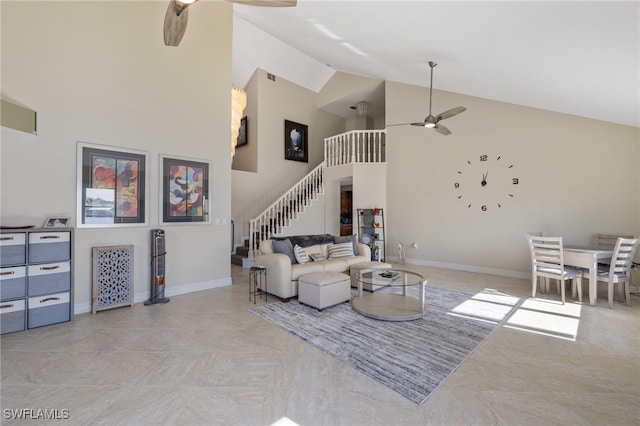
[249,285,520,405]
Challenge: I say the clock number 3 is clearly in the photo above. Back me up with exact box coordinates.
[455,154,519,211]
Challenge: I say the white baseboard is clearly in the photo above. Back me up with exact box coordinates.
[386,256,530,280]
[74,277,232,315]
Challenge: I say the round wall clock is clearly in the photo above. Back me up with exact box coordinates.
[454,154,519,211]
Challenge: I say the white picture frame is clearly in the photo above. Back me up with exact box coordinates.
[44,217,70,228]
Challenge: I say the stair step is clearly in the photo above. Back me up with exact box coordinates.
[230,254,245,266]
[236,246,250,257]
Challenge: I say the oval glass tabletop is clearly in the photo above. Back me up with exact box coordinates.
[353,269,427,321]
[359,269,424,287]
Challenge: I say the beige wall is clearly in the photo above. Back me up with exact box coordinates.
[386,81,640,276]
[231,69,345,245]
[1,1,233,313]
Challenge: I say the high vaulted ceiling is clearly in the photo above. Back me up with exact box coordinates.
[231,1,639,127]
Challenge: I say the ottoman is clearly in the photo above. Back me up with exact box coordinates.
[298,271,351,311]
[350,261,393,291]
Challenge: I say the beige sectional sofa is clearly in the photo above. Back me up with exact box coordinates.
[254,234,371,301]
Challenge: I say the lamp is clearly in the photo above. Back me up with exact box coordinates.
[356,101,368,116]
[174,0,198,15]
[231,86,247,158]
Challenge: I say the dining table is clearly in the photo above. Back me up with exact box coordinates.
[563,245,613,306]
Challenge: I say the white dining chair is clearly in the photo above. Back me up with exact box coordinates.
[585,237,639,308]
[595,233,633,250]
[527,235,583,304]
[525,232,547,293]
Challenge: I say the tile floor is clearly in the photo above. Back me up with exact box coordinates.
[1,264,639,425]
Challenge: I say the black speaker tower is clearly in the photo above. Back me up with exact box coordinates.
[145,229,170,305]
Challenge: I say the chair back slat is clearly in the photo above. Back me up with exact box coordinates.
[610,238,639,278]
[528,236,565,277]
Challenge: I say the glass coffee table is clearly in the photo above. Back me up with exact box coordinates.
[351,269,426,321]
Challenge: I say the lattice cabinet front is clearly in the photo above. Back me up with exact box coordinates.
[92,245,134,314]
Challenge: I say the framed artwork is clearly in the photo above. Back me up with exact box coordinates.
[236,116,248,147]
[77,143,148,228]
[284,119,308,162]
[44,217,70,228]
[161,155,210,224]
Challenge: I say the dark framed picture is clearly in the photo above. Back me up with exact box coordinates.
[161,155,210,224]
[236,116,247,147]
[77,143,148,227]
[284,119,308,162]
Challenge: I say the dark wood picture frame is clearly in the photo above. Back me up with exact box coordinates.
[236,116,248,147]
[78,143,147,227]
[284,119,308,163]
[161,156,210,224]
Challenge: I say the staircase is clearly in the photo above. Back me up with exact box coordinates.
[231,238,251,266]
[248,163,325,255]
[231,129,386,265]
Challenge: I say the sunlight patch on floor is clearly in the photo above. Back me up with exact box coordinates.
[504,297,582,341]
[447,289,520,324]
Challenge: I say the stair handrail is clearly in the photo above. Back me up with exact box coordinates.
[249,162,325,254]
[324,129,386,167]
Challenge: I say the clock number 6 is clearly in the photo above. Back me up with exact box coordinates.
[481,205,487,211]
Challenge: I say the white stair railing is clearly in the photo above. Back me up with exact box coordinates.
[249,163,325,254]
[324,129,386,167]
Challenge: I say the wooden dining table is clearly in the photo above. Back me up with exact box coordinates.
[563,246,613,306]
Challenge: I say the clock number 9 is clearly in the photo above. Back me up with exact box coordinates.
[454,182,460,188]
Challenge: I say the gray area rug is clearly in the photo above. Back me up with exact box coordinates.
[250,285,520,405]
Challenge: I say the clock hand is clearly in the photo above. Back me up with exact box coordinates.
[481,171,488,187]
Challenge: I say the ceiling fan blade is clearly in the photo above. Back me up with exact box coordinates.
[163,0,191,47]
[229,0,297,6]
[434,124,452,135]
[385,122,415,127]
[435,106,467,122]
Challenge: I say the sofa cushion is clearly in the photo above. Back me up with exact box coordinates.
[273,239,296,264]
[293,244,309,264]
[328,242,354,258]
[259,240,274,254]
[321,258,350,272]
[309,253,326,262]
[334,234,357,253]
[274,234,334,248]
[291,262,324,279]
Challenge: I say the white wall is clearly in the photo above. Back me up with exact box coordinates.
[1,1,233,313]
[386,81,640,276]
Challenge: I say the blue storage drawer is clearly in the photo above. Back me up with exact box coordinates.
[0,266,26,301]
[28,292,70,329]
[1,299,26,334]
[0,233,26,266]
[28,232,71,263]
[27,262,71,296]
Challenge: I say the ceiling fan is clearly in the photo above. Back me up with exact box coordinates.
[163,0,297,47]
[389,61,466,135]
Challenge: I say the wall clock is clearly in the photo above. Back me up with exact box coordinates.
[454,154,519,211]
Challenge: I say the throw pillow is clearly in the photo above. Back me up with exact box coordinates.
[272,239,297,264]
[309,253,326,262]
[334,234,357,254]
[327,242,355,258]
[293,244,309,264]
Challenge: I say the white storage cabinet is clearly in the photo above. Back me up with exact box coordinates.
[1,229,73,334]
